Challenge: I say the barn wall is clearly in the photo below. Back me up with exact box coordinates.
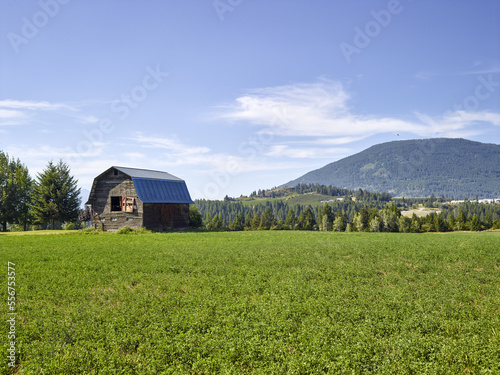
[143,203,190,230]
[90,169,143,231]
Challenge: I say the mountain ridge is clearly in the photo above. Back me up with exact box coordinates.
[283,138,500,198]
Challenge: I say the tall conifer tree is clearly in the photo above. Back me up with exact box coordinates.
[31,160,81,229]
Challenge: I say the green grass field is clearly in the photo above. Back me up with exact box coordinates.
[1,231,499,374]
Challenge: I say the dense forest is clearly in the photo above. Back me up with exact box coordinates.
[284,138,500,198]
[194,184,500,233]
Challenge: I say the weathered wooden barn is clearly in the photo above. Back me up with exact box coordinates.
[86,166,193,231]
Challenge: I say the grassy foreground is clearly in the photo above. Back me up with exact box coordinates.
[1,231,499,374]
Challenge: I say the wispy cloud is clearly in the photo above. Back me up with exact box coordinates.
[0,99,99,126]
[214,80,500,142]
[6,144,106,161]
[0,99,74,111]
[266,144,351,159]
[414,62,500,80]
[130,132,302,173]
[459,64,500,76]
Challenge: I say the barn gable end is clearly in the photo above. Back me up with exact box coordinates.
[87,166,193,231]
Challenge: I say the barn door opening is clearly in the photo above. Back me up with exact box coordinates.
[111,196,121,211]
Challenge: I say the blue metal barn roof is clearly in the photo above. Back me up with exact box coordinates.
[132,178,193,204]
[113,166,183,181]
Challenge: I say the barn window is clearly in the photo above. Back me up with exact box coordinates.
[114,169,119,176]
[111,196,121,211]
[122,197,134,212]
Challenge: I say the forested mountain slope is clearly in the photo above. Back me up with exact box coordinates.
[284,138,500,198]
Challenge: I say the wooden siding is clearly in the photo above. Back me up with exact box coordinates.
[143,203,190,230]
[89,167,190,231]
[90,169,142,231]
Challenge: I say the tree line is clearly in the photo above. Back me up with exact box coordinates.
[194,196,500,233]
[0,151,81,231]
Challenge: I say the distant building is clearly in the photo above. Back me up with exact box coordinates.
[86,166,193,231]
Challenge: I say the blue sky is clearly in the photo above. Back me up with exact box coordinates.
[1,0,499,200]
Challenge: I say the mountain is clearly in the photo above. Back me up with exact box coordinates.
[284,138,500,198]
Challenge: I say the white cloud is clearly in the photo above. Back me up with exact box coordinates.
[414,110,500,138]
[0,109,29,126]
[266,145,351,159]
[215,80,500,141]
[130,132,303,174]
[131,133,211,155]
[0,99,100,126]
[216,81,429,138]
[460,65,500,76]
[0,99,74,111]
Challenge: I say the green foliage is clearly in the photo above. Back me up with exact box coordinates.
[0,151,32,231]
[284,208,296,230]
[189,205,203,228]
[63,222,77,230]
[206,214,227,231]
[285,138,500,198]
[197,190,500,234]
[1,231,499,373]
[229,213,244,231]
[78,227,103,234]
[30,160,81,229]
[116,226,151,234]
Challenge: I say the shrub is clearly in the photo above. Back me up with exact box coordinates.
[116,226,151,235]
[64,222,77,230]
[78,227,103,234]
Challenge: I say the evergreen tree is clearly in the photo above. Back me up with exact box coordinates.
[229,213,244,231]
[205,212,211,229]
[455,210,466,231]
[31,160,81,229]
[285,208,296,230]
[398,216,411,233]
[380,208,399,232]
[0,152,32,231]
[410,213,421,233]
[447,215,455,231]
[357,207,370,232]
[244,211,253,229]
[433,214,447,232]
[333,215,346,232]
[319,204,334,231]
[208,214,227,231]
[259,207,274,230]
[297,207,316,230]
[369,216,382,232]
[484,213,493,229]
[470,214,481,231]
[251,212,261,230]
